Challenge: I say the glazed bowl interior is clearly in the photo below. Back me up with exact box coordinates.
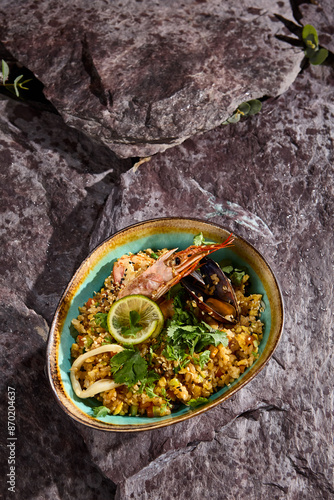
[47,217,284,431]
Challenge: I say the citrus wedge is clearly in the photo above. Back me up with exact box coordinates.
[107,294,164,345]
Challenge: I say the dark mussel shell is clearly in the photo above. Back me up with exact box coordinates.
[182,258,240,324]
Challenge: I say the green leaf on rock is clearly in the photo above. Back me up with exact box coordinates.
[302,24,318,46]
[238,102,251,115]
[248,99,262,115]
[13,75,23,97]
[1,60,9,84]
[309,48,328,65]
[227,113,241,124]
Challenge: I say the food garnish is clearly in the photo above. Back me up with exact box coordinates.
[70,235,264,418]
[107,295,164,344]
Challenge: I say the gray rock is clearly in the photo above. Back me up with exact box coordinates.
[0,98,131,499]
[297,0,334,53]
[84,65,334,498]
[0,288,116,499]
[0,3,333,498]
[1,0,303,158]
[0,98,131,322]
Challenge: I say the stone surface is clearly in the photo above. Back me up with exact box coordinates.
[80,65,334,499]
[1,2,333,499]
[297,0,334,53]
[0,99,131,322]
[0,0,304,158]
[0,289,117,499]
[0,98,131,498]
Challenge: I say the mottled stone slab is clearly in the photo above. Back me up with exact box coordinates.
[0,3,333,498]
[0,98,132,498]
[1,0,303,157]
[0,288,116,499]
[298,0,334,53]
[0,98,131,322]
[84,65,334,498]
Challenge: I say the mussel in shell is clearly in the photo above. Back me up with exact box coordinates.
[182,258,240,324]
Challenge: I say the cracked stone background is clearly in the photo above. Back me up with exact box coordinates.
[0,1,333,499]
[0,0,303,157]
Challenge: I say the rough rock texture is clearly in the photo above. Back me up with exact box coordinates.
[0,0,304,158]
[80,65,334,500]
[0,290,117,499]
[0,100,131,322]
[297,0,334,53]
[1,62,333,498]
[0,99,131,498]
[1,2,333,500]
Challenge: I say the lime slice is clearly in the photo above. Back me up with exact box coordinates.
[107,294,164,344]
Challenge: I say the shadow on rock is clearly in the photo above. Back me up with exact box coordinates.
[0,298,116,500]
[3,99,131,176]
[0,98,132,323]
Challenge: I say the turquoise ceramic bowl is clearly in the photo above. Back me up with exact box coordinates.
[47,217,284,431]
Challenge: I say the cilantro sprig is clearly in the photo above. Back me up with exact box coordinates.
[93,406,111,418]
[221,263,246,286]
[102,335,113,345]
[193,350,211,370]
[94,312,109,331]
[162,343,190,373]
[164,290,228,363]
[193,232,216,246]
[137,370,160,397]
[119,310,144,338]
[110,348,148,387]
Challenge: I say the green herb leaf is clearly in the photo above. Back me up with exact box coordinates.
[162,344,190,372]
[195,327,229,351]
[145,386,156,398]
[220,264,247,286]
[172,290,198,325]
[94,312,109,331]
[187,397,209,408]
[102,335,113,345]
[167,283,183,300]
[221,265,234,274]
[302,24,319,46]
[309,47,328,65]
[1,60,9,84]
[193,350,211,370]
[150,252,159,260]
[110,348,148,387]
[93,406,111,418]
[166,290,228,354]
[119,310,144,337]
[230,269,246,286]
[138,370,159,396]
[193,232,216,246]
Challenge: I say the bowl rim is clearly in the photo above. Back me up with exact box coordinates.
[47,216,284,432]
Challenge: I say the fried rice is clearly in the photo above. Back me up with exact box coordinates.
[70,247,264,418]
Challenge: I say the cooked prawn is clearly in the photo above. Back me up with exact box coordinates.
[113,253,155,286]
[116,234,235,300]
